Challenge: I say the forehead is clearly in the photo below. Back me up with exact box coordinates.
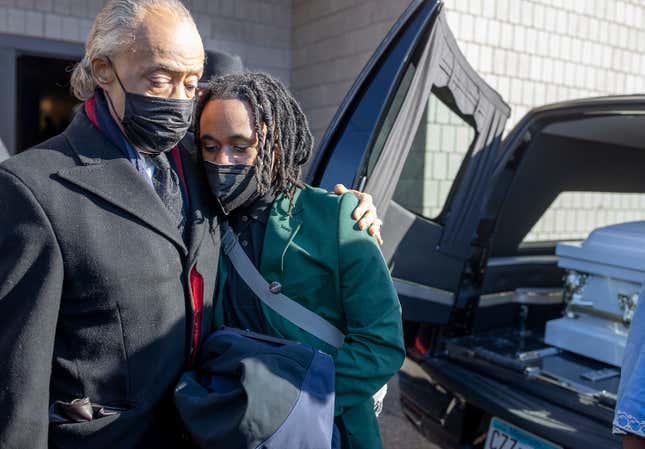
[129,10,204,74]
[200,98,255,136]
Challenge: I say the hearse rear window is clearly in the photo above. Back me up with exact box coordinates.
[390,92,476,220]
[524,191,645,242]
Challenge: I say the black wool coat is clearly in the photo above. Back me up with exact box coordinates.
[0,110,220,449]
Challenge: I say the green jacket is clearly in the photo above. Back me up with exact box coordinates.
[215,185,405,449]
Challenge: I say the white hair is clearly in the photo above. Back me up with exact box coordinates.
[70,0,196,100]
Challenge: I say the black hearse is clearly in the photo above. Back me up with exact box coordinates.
[307,1,645,448]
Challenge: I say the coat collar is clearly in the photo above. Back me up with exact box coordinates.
[56,110,188,255]
[177,136,213,267]
[260,188,304,280]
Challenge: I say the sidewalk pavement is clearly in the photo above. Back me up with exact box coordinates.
[379,367,441,449]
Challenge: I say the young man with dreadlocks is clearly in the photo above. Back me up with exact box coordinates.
[195,72,405,449]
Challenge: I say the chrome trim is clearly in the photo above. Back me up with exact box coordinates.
[393,278,454,306]
[567,303,624,324]
[487,256,558,267]
[563,270,588,304]
[618,292,639,325]
[479,288,564,308]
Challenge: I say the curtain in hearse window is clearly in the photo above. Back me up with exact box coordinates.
[524,191,645,242]
[312,1,437,191]
[361,11,491,216]
[359,8,508,268]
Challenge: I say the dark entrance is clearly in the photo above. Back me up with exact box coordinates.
[16,54,80,152]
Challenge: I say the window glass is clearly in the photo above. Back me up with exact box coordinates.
[365,64,416,177]
[391,92,476,219]
[314,3,431,191]
[524,192,645,242]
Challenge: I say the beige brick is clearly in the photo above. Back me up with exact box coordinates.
[245,44,290,69]
[0,7,8,32]
[195,15,212,39]
[68,0,89,18]
[459,13,474,42]
[53,0,70,16]
[79,18,92,40]
[7,8,25,34]
[61,15,80,42]
[13,0,35,8]
[305,105,336,133]
[208,0,235,17]
[448,153,463,178]
[271,0,645,195]
[44,12,61,39]
[508,0,521,24]
[450,0,466,13]
[24,10,43,36]
[500,22,513,49]
[479,45,492,73]
[431,152,447,180]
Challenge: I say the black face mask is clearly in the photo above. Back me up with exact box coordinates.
[104,58,194,154]
[203,161,260,215]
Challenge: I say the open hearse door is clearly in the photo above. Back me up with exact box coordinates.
[308,1,637,448]
[308,0,510,334]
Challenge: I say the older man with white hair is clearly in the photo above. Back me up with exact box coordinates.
[0,1,380,448]
[0,1,217,448]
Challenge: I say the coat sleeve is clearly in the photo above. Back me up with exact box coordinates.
[332,193,405,416]
[0,167,64,449]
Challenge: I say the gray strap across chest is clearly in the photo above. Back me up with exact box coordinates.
[221,223,346,349]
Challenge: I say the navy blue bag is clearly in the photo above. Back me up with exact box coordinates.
[174,328,336,449]
[174,225,345,449]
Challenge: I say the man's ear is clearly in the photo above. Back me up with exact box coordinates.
[91,57,115,89]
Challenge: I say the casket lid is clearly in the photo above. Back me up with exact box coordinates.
[557,221,645,280]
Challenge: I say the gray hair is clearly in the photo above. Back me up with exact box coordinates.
[70,0,195,100]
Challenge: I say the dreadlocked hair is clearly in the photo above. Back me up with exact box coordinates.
[195,72,314,211]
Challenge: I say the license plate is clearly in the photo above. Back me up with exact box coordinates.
[484,418,562,449]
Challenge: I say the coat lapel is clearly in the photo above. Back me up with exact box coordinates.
[57,111,187,254]
[177,140,212,267]
[260,189,304,280]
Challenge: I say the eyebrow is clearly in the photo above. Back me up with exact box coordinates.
[200,133,254,143]
[144,63,203,77]
[229,134,255,143]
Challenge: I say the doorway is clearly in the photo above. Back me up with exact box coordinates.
[16,54,80,152]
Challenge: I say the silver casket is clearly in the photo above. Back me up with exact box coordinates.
[545,221,645,367]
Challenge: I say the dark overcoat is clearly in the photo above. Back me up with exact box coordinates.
[0,110,220,449]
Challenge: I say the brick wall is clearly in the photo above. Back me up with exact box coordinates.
[0,0,292,81]
[190,0,292,83]
[3,0,645,241]
[291,0,409,142]
[2,0,644,145]
[444,0,645,241]
[292,0,645,146]
[448,0,645,128]
[291,0,645,242]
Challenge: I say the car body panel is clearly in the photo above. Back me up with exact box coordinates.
[311,1,637,448]
[400,357,621,449]
[310,0,511,328]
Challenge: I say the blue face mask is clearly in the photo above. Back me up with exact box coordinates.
[105,58,194,154]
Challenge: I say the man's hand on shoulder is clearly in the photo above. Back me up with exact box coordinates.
[334,184,383,246]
